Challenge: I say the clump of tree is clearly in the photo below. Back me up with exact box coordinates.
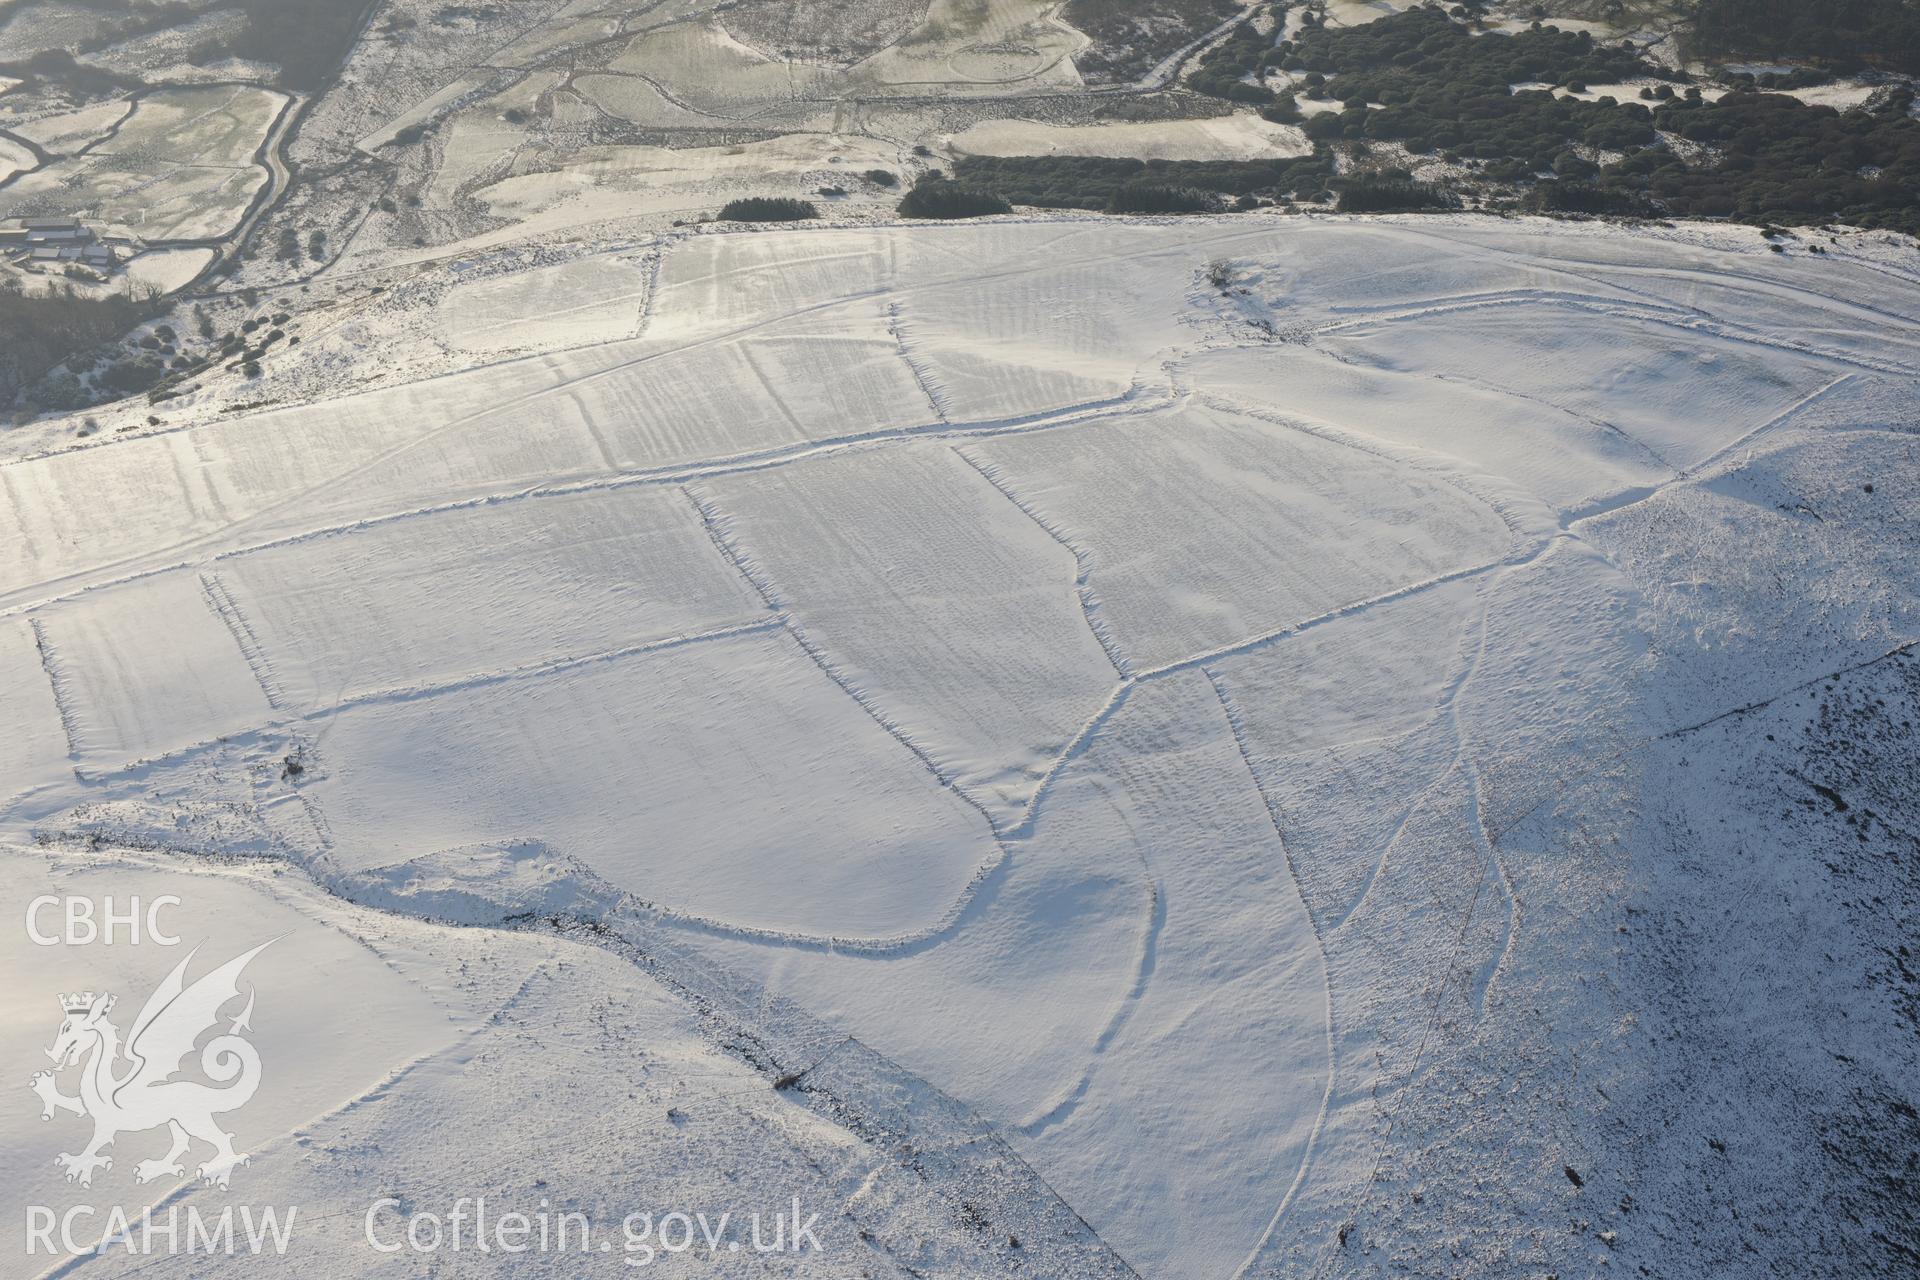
[0,280,163,415]
[1333,176,1459,213]
[952,154,1332,210]
[716,196,819,222]
[1106,183,1217,213]
[1262,93,1303,124]
[1526,180,1658,217]
[896,178,1011,219]
[94,353,173,397]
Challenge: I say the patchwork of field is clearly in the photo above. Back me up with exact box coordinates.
[7,98,134,154]
[849,0,1088,93]
[1319,303,1839,471]
[601,20,836,116]
[2,217,1914,1278]
[214,486,771,708]
[700,441,1118,820]
[0,615,67,797]
[960,401,1513,670]
[297,0,1285,258]
[33,570,274,770]
[544,0,1085,116]
[299,625,999,937]
[0,84,284,239]
[1183,343,1673,515]
[311,0,1166,185]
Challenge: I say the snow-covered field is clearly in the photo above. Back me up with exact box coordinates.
[1,214,1914,1278]
[947,114,1312,162]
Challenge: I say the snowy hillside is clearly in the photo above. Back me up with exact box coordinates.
[2,215,1915,1278]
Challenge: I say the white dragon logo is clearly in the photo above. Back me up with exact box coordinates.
[29,940,274,1189]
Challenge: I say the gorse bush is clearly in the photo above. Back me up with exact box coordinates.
[717,197,819,222]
